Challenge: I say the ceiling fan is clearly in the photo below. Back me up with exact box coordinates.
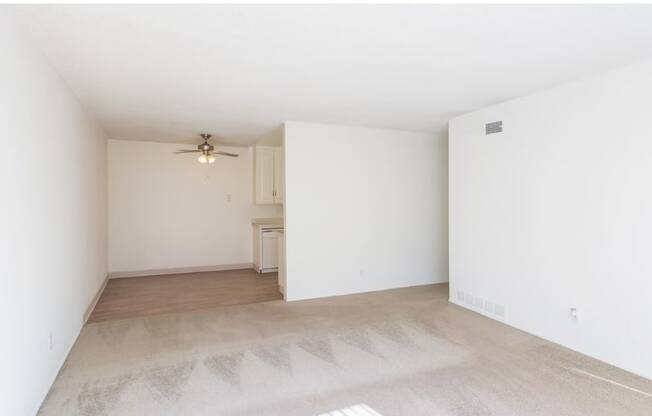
[174,133,239,163]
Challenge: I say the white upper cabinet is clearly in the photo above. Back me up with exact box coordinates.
[255,146,283,204]
[273,147,284,204]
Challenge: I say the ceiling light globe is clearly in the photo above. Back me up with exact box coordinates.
[198,154,208,164]
[207,155,216,164]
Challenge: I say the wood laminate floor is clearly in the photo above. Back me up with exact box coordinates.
[88,268,282,322]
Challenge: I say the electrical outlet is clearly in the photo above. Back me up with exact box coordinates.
[48,332,54,352]
[570,307,579,320]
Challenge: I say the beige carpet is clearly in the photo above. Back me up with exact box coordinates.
[39,284,651,415]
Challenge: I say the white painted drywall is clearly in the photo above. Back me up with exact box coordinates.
[108,140,281,273]
[0,10,108,416]
[283,122,448,301]
[449,59,652,379]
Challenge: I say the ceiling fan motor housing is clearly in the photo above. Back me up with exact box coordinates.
[198,133,213,154]
[173,133,238,160]
[198,142,214,153]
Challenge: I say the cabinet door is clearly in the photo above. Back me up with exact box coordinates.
[255,147,275,204]
[273,147,284,204]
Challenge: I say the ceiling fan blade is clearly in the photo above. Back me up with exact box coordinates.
[174,150,201,153]
[214,151,239,157]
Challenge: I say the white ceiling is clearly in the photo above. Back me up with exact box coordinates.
[14,5,652,145]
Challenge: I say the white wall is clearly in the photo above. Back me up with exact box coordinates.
[449,59,652,378]
[0,10,108,416]
[108,140,281,273]
[284,122,448,301]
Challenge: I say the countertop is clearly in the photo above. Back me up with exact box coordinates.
[251,217,283,226]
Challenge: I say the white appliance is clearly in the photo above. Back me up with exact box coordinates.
[262,229,282,269]
[253,224,283,273]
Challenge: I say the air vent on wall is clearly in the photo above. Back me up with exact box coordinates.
[485,121,503,134]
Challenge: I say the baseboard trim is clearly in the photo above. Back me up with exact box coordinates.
[284,280,448,302]
[108,263,254,279]
[83,274,109,324]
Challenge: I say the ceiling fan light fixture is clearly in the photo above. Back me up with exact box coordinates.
[175,133,239,162]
